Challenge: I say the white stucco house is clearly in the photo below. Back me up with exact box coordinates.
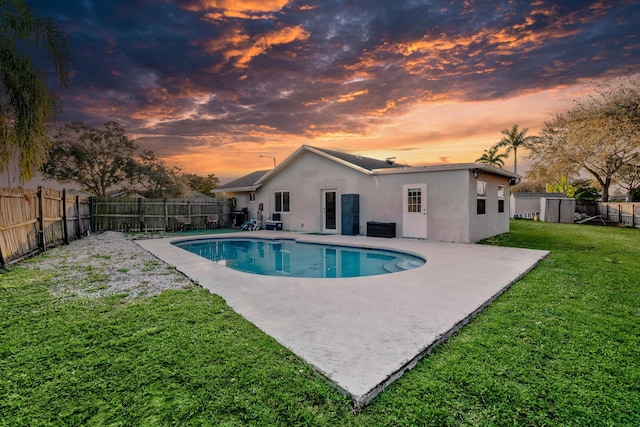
[212,145,520,243]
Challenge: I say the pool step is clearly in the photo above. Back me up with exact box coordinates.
[382,259,426,273]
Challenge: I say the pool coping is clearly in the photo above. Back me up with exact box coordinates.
[136,231,548,407]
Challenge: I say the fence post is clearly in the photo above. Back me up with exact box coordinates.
[618,204,622,223]
[633,205,636,228]
[0,236,5,268]
[163,198,168,231]
[62,189,69,244]
[75,195,81,238]
[37,186,46,252]
[89,197,95,232]
[138,198,144,232]
[0,190,4,267]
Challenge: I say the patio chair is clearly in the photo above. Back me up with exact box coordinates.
[175,215,192,230]
[240,218,260,231]
[207,214,219,229]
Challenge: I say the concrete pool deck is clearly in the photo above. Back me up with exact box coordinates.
[136,231,548,407]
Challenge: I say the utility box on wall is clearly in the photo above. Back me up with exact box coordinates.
[341,194,360,235]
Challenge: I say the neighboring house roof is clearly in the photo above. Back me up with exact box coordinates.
[511,192,567,198]
[67,189,95,197]
[106,190,147,198]
[211,169,270,193]
[188,191,213,200]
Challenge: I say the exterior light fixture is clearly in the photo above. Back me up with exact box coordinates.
[472,168,479,179]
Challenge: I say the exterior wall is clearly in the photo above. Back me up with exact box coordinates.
[257,151,366,232]
[510,196,541,218]
[468,171,511,243]
[254,151,511,243]
[370,170,471,242]
[219,192,254,226]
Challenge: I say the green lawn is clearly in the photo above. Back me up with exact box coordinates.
[1,221,639,426]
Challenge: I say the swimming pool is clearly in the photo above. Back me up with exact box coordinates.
[173,238,426,278]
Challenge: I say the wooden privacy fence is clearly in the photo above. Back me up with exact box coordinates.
[92,197,234,232]
[0,187,91,267]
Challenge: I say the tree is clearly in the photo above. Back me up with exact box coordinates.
[43,122,136,196]
[1,0,71,181]
[528,76,640,202]
[511,179,546,193]
[616,163,640,201]
[183,173,219,195]
[475,145,508,168]
[545,175,576,196]
[125,151,189,198]
[494,124,533,174]
[571,179,601,203]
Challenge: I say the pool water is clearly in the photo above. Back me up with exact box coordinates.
[174,238,426,278]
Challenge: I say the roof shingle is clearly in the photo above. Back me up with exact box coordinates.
[309,146,406,171]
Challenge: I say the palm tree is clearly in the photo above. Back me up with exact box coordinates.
[1,0,71,182]
[494,124,532,174]
[475,145,508,168]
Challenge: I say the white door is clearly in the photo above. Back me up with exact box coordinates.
[322,189,338,233]
[402,184,427,238]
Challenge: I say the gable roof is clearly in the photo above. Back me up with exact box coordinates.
[255,145,520,186]
[255,145,409,184]
[309,146,406,171]
[188,191,214,200]
[212,169,270,193]
[106,189,146,198]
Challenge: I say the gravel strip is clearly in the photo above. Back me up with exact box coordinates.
[25,231,193,300]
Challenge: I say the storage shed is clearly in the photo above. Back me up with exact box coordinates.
[510,192,575,223]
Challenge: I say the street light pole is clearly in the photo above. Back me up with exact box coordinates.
[259,155,276,167]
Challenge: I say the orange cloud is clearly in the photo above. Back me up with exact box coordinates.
[204,25,310,69]
[348,3,597,81]
[337,89,368,103]
[372,100,397,115]
[182,0,290,13]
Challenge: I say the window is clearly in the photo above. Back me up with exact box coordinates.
[249,192,256,202]
[407,187,422,213]
[275,191,290,212]
[497,185,505,213]
[477,181,487,215]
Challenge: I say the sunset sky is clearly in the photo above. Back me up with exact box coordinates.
[29,0,640,183]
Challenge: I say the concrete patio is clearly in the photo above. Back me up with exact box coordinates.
[136,231,548,407]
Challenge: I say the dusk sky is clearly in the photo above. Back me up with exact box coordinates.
[30,0,640,182]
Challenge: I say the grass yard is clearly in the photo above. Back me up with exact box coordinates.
[1,221,639,426]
